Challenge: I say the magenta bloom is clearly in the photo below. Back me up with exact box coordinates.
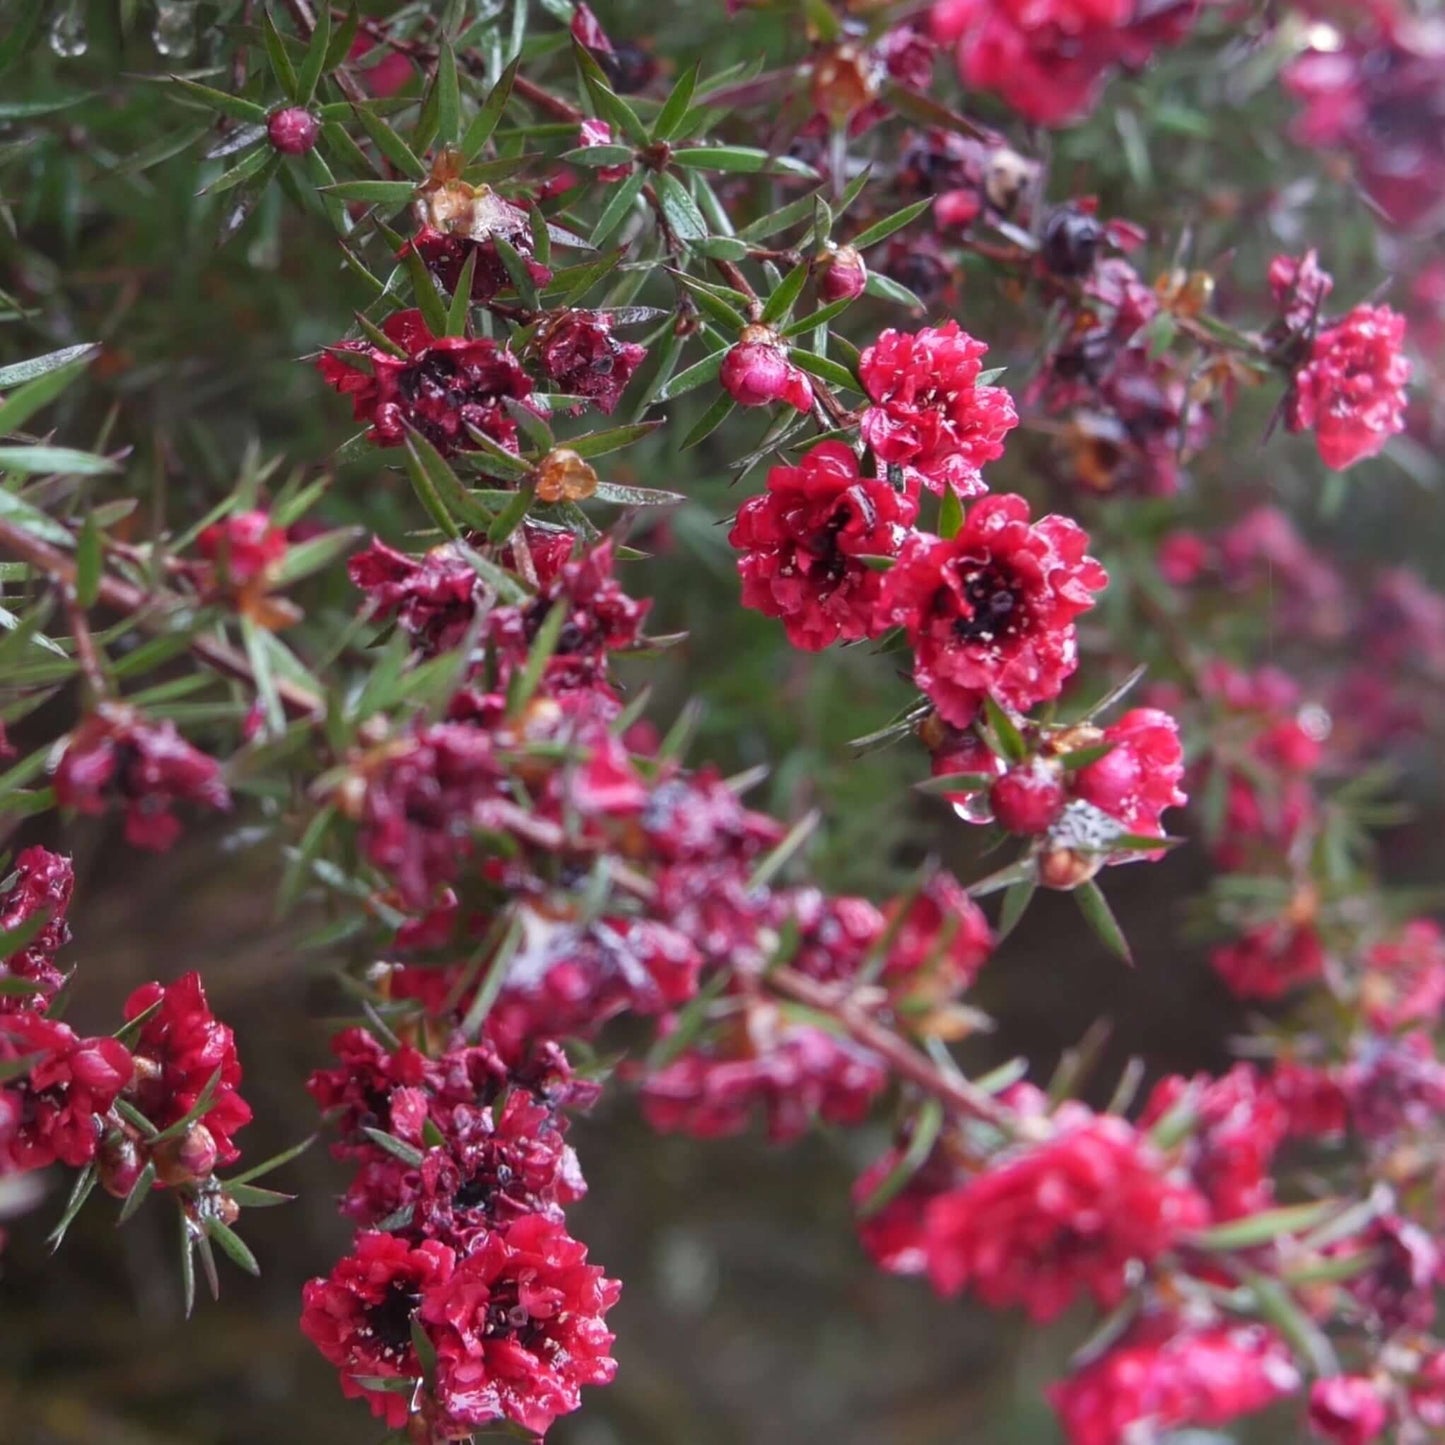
[858,321,1017,495]
[729,441,917,650]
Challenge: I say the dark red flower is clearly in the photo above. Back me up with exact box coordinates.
[52,703,231,852]
[318,309,539,456]
[1308,1376,1391,1445]
[1048,1313,1299,1445]
[0,846,73,1011]
[349,538,482,656]
[1271,1057,1349,1141]
[300,1231,456,1429]
[1140,1064,1285,1220]
[729,440,917,650]
[535,310,646,415]
[817,244,868,303]
[419,1213,619,1436]
[1070,707,1187,842]
[881,496,1107,726]
[854,1126,969,1276]
[1362,919,1445,1031]
[197,510,288,589]
[1269,249,1334,330]
[1347,1214,1440,1332]
[1343,1029,1445,1141]
[923,1107,1207,1320]
[122,972,251,1167]
[266,106,319,155]
[1211,920,1325,1002]
[858,321,1017,496]
[1286,305,1411,470]
[0,1011,133,1170]
[720,326,814,411]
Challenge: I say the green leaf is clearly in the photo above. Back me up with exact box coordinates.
[656,349,725,402]
[491,233,541,309]
[116,1160,158,1226]
[403,434,462,538]
[0,446,115,478]
[0,344,101,390]
[225,1182,295,1208]
[748,808,821,890]
[589,168,647,247]
[261,10,302,101]
[269,526,364,588]
[400,246,450,335]
[863,270,923,311]
[760,261,808,326]
[996,878,1036,945]
[361,1127,425,1168]
[856,1099,943,1219]
[206,1217,261,1276]
[849,197,934,252]
[561,143,636,168]
[443,251,478,338]
[572,38,648,144]
[460,53,521,158]
[679,391,734,450]
[172,75,269,124]
[654,171,709,242]
[350,102,426,180]
[670,146,816,178]
[74,511,101,609]
[296,0,330,101]
[0,352,95,435]
[652,61,699,142]
[177,1207,197,1316]
[507,599,566,716]
[225,1134,316,1187]
[565,420,662,459]
[982,694,1026,763]
[430,42,462,149]
[459,913,524,1038]
[199,141,276,196]
[486,480,536,545]
[46,1164,96,1251]
[319,179,417,205]
[1191,1199,1342,1252]
[788,348,855,392]
[591,479,685,507]
[1075,880,1132,966]
[938,480,964,540]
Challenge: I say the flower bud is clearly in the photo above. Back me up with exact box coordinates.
[266,107,320,156]
[721,325,813,412]
[1037,846,1103,892]
[153,1122,219,1186]
[990,761,1066,835]
[817,245,867,304]
[98,1133,147,1199]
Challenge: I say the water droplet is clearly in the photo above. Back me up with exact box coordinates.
[955,794,994,826]
[49,2,88,57]
[152,0,198,57]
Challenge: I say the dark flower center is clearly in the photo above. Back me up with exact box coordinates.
[950,567,1022,644]
[366,1281,422,1356]
[483,1282,547,1348]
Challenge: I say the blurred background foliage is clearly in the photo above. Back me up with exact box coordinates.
[0,0,1441,1441]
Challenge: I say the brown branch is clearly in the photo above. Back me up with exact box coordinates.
[768,966,1020,1134]
[0,520,324,721]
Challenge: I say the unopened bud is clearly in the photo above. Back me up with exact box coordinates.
[1037,847,1103,892]
[817,245,867,304]
[98,1133,147,1199]
[153,1122,219,1186]
[266,107,319,156]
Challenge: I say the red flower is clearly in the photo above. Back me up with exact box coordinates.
[1308,1377,1391,1445]
[729,441,918,650]
[535,310,645,415]
[197,510,288,588]
[881,870,994,1002]
[52,703,231,852]
[349,539,482,656]
[1071,707,1187,842]
[301,1231,457,1429]
[640,1004,887,1144]
[0,1012,133,1170]
[720,326,814,411]
[1286,305,1411,470]
[318,309,539,456]
[817,244,868,303]
[1140,1064,1285,1221]
[0,846,74,1011]
[1048,1313,1299,1445]
[1269,249,1334,329]
[356,723,506,910]
[1211,920,1324,1002]
[122,972,251,1167]
[990,759,1067,834]
[858,321,1017,496]
[1362,918,1445,1031]
[419,1214,619,1436]
[881,495,1107,726]
[923,1108,1206,1320]
[854,1126,970,1276]
[931,0,1203,128]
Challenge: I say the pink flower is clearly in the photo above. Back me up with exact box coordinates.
[924,1108,1207,1320]
[1308,1376,1391,1445]
[858,321,1017,495]
[720,327,814,411]
[880,495,1107,726]
[0,847,74,1011]
[729,441,917,650]
[1286,304,1411,470]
